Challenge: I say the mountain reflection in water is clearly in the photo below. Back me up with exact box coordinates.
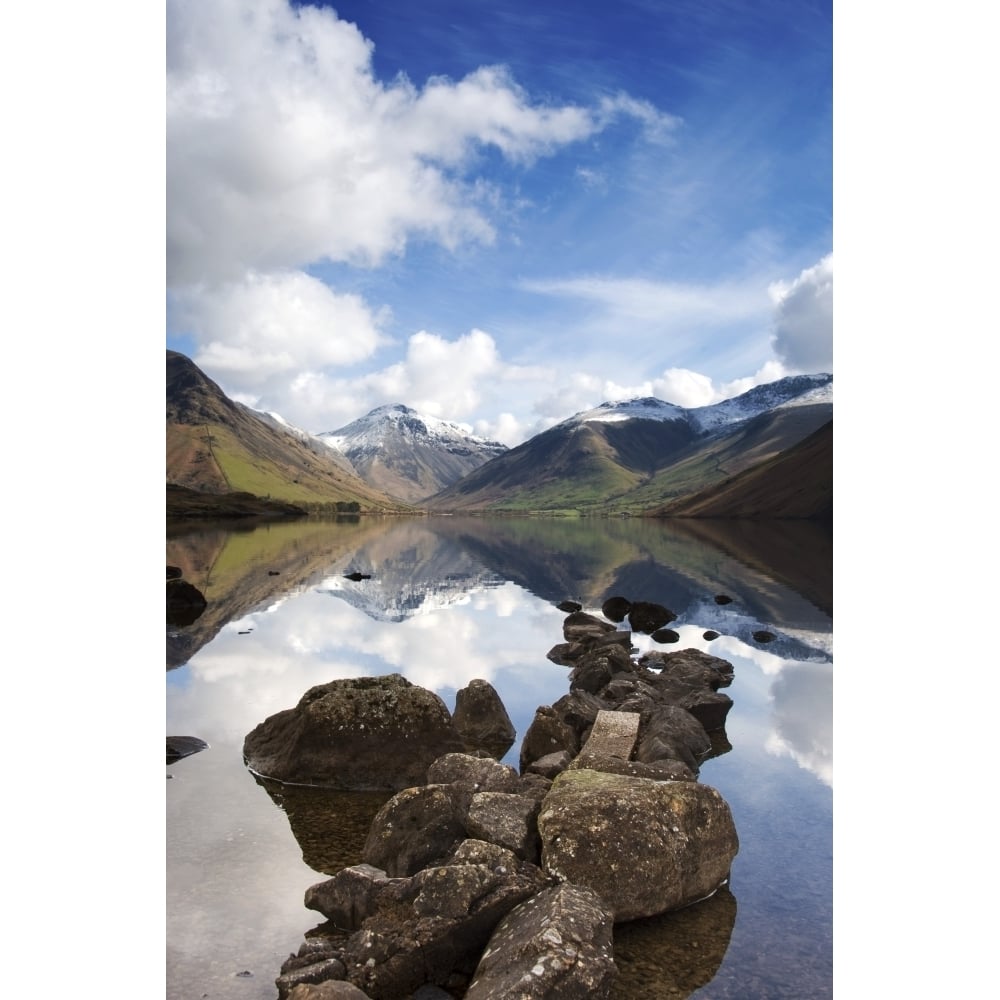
[166,515,832,1000]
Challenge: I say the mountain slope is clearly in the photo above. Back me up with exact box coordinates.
[427,375,832,513]
[166,350,406,510]
[653,420,833,520]
[317,404,507,503]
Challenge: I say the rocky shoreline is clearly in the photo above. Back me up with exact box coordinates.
[242,597,741,999]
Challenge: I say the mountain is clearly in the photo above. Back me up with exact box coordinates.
[654,420,832,520]
[426,375,832,514]
[166,350,406,511]
[316,404,508,503]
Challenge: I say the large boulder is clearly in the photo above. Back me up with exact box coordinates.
[452,679,516,757]
[464,883,617,999]
[242,675,463,790]
[537,769,738,921]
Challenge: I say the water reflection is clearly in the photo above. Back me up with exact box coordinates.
[251,776,392,874]
[613,887,738,999]
[166,515,832,1000]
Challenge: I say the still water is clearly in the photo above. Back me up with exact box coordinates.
[166,515,832,999]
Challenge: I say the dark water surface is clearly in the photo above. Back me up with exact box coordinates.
[166,515,832,999]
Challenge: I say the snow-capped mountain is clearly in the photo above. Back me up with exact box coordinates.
[317,404,508,504]
[428,373,832,513]
[563,397,688,426]
[562,374,832,435]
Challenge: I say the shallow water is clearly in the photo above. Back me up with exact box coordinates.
[166,515,831,999]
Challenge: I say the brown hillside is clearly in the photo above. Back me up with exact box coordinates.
[653,421,832,520]
[166,350,407,510]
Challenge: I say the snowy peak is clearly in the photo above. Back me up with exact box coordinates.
[689,374,832,433]
[562,375,831,435]
[319,405,505,458]
[316,404,508,504]
[564,396,688,427]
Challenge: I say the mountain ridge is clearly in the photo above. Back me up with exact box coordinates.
[166,350,408,511]
[427,375,832,514]
[317,404,508,503]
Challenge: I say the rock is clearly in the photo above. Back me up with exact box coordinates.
[426,753,520,792]
[341,863,549,998]
[452,679,516,757]
[465,883,617,999]
[568,752,696,782]
[465,792,541,863]
[550,630,632,668]
[634,704,712,773]
[627,601,676,634]
[537,769,739,921]
[242,675,464,790]
[569,644,633,695]
[703,630,720,641]
[562,611,617,643]
[166,578,207,626]
[651,628,680,643]
[556,600,582,613]
[516,772,553,802]
[525,751,572,779]
[448,839,521,873]
[286,984,370,1000]
[305,864,397,930]
[714,594,733,605]
[166,565,182,580]
[636,649,736,731]
[601,596,632,622]
[519,706,579,774]
[753,630,777,643]
[344,572,371,581]
[277,958,350,998]
[552,689,607,737]
[362,785,469,877]
[166,735,209,764]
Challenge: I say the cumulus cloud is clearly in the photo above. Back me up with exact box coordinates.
[768,254,833,373]
[356,328,552,429]
[166,0,675,286]
[234,327,550,436]
[171,270,386,392]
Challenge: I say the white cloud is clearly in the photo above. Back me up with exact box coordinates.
[231,327,551,436]
[522,274,766,327]
[768,254,833,372]
[172,270,386,390]
[166,0,675,286]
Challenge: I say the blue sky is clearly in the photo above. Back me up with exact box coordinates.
[166,0,832,444]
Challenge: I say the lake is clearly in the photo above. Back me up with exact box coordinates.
[166,514,832,999]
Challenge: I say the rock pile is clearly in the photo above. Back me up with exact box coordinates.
[255,598,740,1000]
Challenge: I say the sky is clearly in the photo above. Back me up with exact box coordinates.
[166,0,832,445]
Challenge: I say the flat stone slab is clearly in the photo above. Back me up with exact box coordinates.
[579,710,640,761]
